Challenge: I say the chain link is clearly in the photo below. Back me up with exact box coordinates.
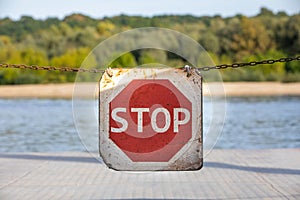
[196,55,300,72]
[0,56,299,73]
[0,63,105,73]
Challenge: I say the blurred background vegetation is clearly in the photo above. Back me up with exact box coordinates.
[0,8,299,84]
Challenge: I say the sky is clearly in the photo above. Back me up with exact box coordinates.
[0,0,299,20]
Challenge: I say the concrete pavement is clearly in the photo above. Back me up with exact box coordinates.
[0,149,299,199]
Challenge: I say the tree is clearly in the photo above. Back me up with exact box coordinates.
[109,52,137,68]
[218,16,272,60]
[283,15,300,54]
[0,11,299,84]
[138,49,168,65]
[50,47,93,82]
[97,21,116,37]
[199,32,220,54]
[258,8,274,17]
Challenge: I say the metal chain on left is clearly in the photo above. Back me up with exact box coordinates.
[0,63,104,73]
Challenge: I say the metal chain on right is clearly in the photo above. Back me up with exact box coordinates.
[196,56,300,72]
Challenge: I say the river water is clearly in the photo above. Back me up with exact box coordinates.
[0,96,299,152]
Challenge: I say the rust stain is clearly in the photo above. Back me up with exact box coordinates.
[143,70,147,78]
[99,68,203,171]
[151,69,157,79]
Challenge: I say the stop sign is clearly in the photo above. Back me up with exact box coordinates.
[109,79,192,162]
[99,68,202,171]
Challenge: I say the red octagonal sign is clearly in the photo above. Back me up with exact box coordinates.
[99,68,202,171]
[109,79,192,162]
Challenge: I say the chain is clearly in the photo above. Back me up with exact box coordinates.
[0,56,299,73]
[196,56,300,71]
[0,63,105,73]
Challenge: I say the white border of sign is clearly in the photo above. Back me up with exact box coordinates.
[99,67,202,171]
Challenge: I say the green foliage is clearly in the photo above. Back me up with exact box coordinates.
[0,9,299,84]
[199,32,220,54]
[50,47,92,82]
[97,21,116,37]
[285,59,300,73]
[138,49,168,65]
[282,73,300,83]
[109,52,137,68]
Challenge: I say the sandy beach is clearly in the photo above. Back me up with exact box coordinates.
[0,82,299,99]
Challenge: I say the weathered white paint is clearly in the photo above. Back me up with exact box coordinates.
[99,68,202,171]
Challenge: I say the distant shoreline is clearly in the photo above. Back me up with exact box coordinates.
[0,82,300,99]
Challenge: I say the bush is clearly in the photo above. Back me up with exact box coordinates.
[281,73,300,83]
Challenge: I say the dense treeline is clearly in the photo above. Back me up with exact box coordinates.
[0,8,299,84]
